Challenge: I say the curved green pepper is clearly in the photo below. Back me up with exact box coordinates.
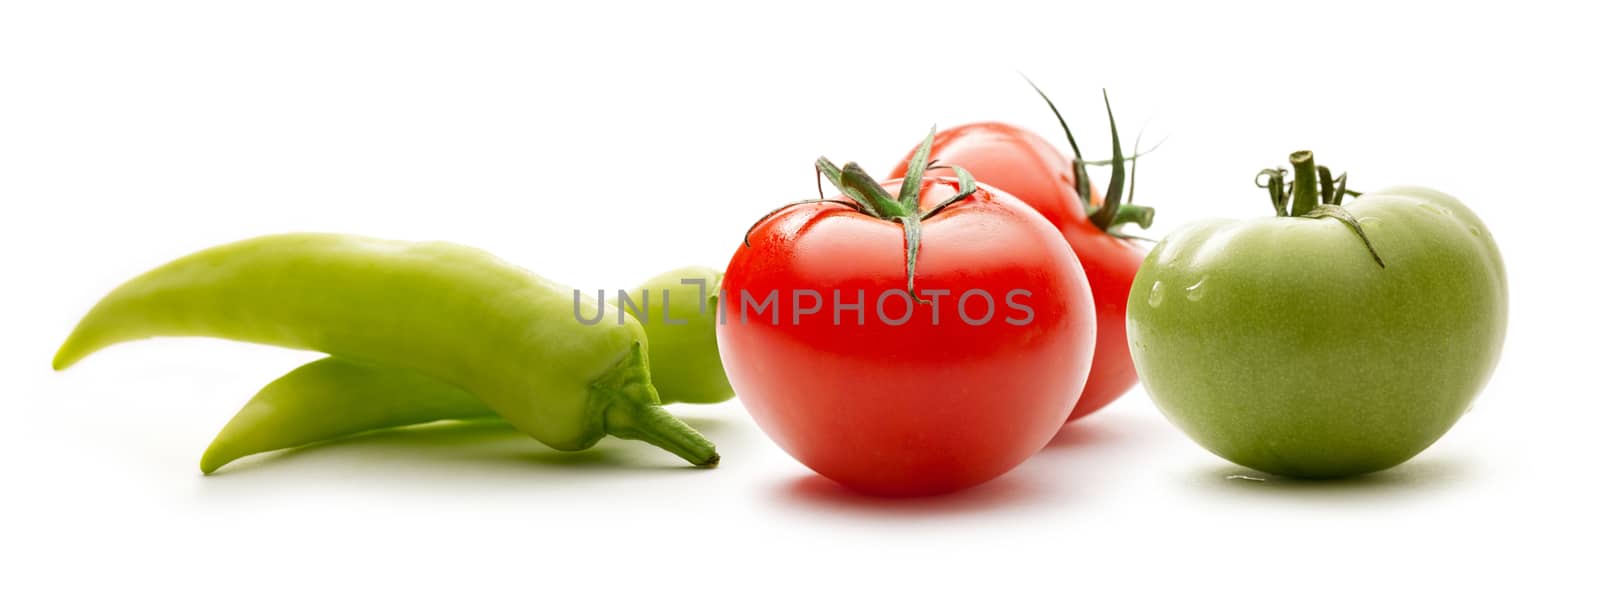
[55,233,719,466]
[621,266,733,404]
[200,357,490,473]
[200,266,733,472]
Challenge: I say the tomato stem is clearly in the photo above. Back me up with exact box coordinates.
[752,129,982,302]
[1089,90,1128,230]
[919,164,978,220]
[1289,150,1319,217]
[1261,151,1386,268]
[1113,204,1155,230]
[894,213,928,303]
[1303,204,1386,268]
[897,127,938,214]
[841,162,904,218]
[1108,126,1154,233]
[1025,80,1154,236]
[742,198,866,247]
[1023,74,1093,210]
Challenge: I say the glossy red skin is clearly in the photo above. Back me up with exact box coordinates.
[719,178,1096,496]
[891,122,1146,424]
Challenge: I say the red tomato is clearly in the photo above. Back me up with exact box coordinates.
[891,122,1147,424]
[719,176,1096,496]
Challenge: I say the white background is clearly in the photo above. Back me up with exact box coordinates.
[3,1,1595,602]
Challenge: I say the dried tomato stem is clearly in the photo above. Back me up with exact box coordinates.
[1289,150,1319,217]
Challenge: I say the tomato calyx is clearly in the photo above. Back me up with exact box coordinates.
[741,128,979,302]
[1023,79,1157,238]
[1256,150,1386,268]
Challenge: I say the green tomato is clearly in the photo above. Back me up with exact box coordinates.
[1127,153,1507,478]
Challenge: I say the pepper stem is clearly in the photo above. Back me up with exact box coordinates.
[598,343,719,466]
[606,401,720,467]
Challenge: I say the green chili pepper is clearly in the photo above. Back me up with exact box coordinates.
[53,233,719,466]
[200,357,491,474]
[619,266,734,404]
[199,266,735,473]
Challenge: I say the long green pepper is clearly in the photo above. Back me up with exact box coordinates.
[200,266,734,473]
[201,357,490,473]
[54,234,719,466]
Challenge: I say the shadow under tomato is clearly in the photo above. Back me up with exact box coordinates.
[774,473,1047,518]
[768,412,1174,517]
[1195,455,1473,501]
[1045,416,1130,449]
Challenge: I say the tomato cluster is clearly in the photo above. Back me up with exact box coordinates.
[720,93,1148,495]
[720,88,1505,496]
[889,120,1150,425]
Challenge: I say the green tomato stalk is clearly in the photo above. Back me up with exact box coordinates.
[1023,79,1157,237]
[1258,151,1387,268]
[743,129,979,302]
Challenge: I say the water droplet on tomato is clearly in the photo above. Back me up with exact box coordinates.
[1185,278,1207,302]
[1148,281,1165,307]
[1358,216,1381,228]
[1469,226,1482,237]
